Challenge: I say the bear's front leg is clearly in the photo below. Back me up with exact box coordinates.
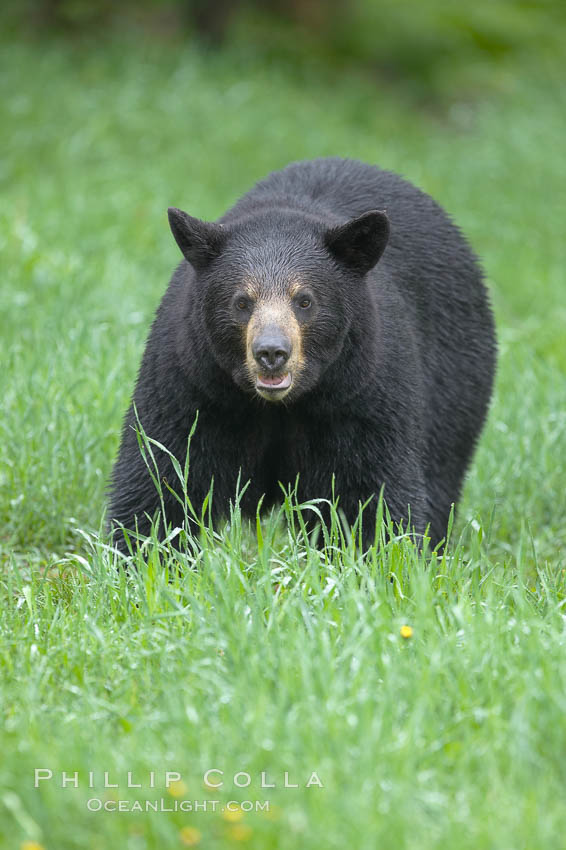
[109,401,272,553]
[292,422,431,552]
[108,405,192,552]
[335,457,431,551]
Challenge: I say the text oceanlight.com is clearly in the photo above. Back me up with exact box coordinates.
[86,798,270,813]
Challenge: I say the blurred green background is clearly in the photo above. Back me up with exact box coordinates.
[2,0,566,558]
[1,0,566,557]
[4,0,566,98]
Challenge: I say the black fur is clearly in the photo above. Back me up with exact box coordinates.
[108,158,496,551]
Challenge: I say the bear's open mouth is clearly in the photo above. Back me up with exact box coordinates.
[256,372,292,391]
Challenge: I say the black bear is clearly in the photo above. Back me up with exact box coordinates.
[108,157,496,552]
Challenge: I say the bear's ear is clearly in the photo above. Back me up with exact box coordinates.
[167,207,226,270]
[325,210,389,275]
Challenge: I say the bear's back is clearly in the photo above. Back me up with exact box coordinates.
[223,158,489,357]
[227,157,456,235]
[223,157,481,304]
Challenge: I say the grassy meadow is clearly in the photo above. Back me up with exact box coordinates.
[1,33,566,850]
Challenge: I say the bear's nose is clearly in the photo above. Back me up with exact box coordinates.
[252,327,291,372]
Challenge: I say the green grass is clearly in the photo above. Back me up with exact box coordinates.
[1,34,566,850]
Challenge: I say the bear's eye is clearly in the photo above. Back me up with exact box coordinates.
[298,297,312,310]
[235,297,250,311]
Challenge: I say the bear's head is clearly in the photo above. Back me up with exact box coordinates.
[168,206,389,403]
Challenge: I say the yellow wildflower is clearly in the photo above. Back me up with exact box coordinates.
[222,806,244,822]
[179,826,202,846]
[169,779,188,797]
